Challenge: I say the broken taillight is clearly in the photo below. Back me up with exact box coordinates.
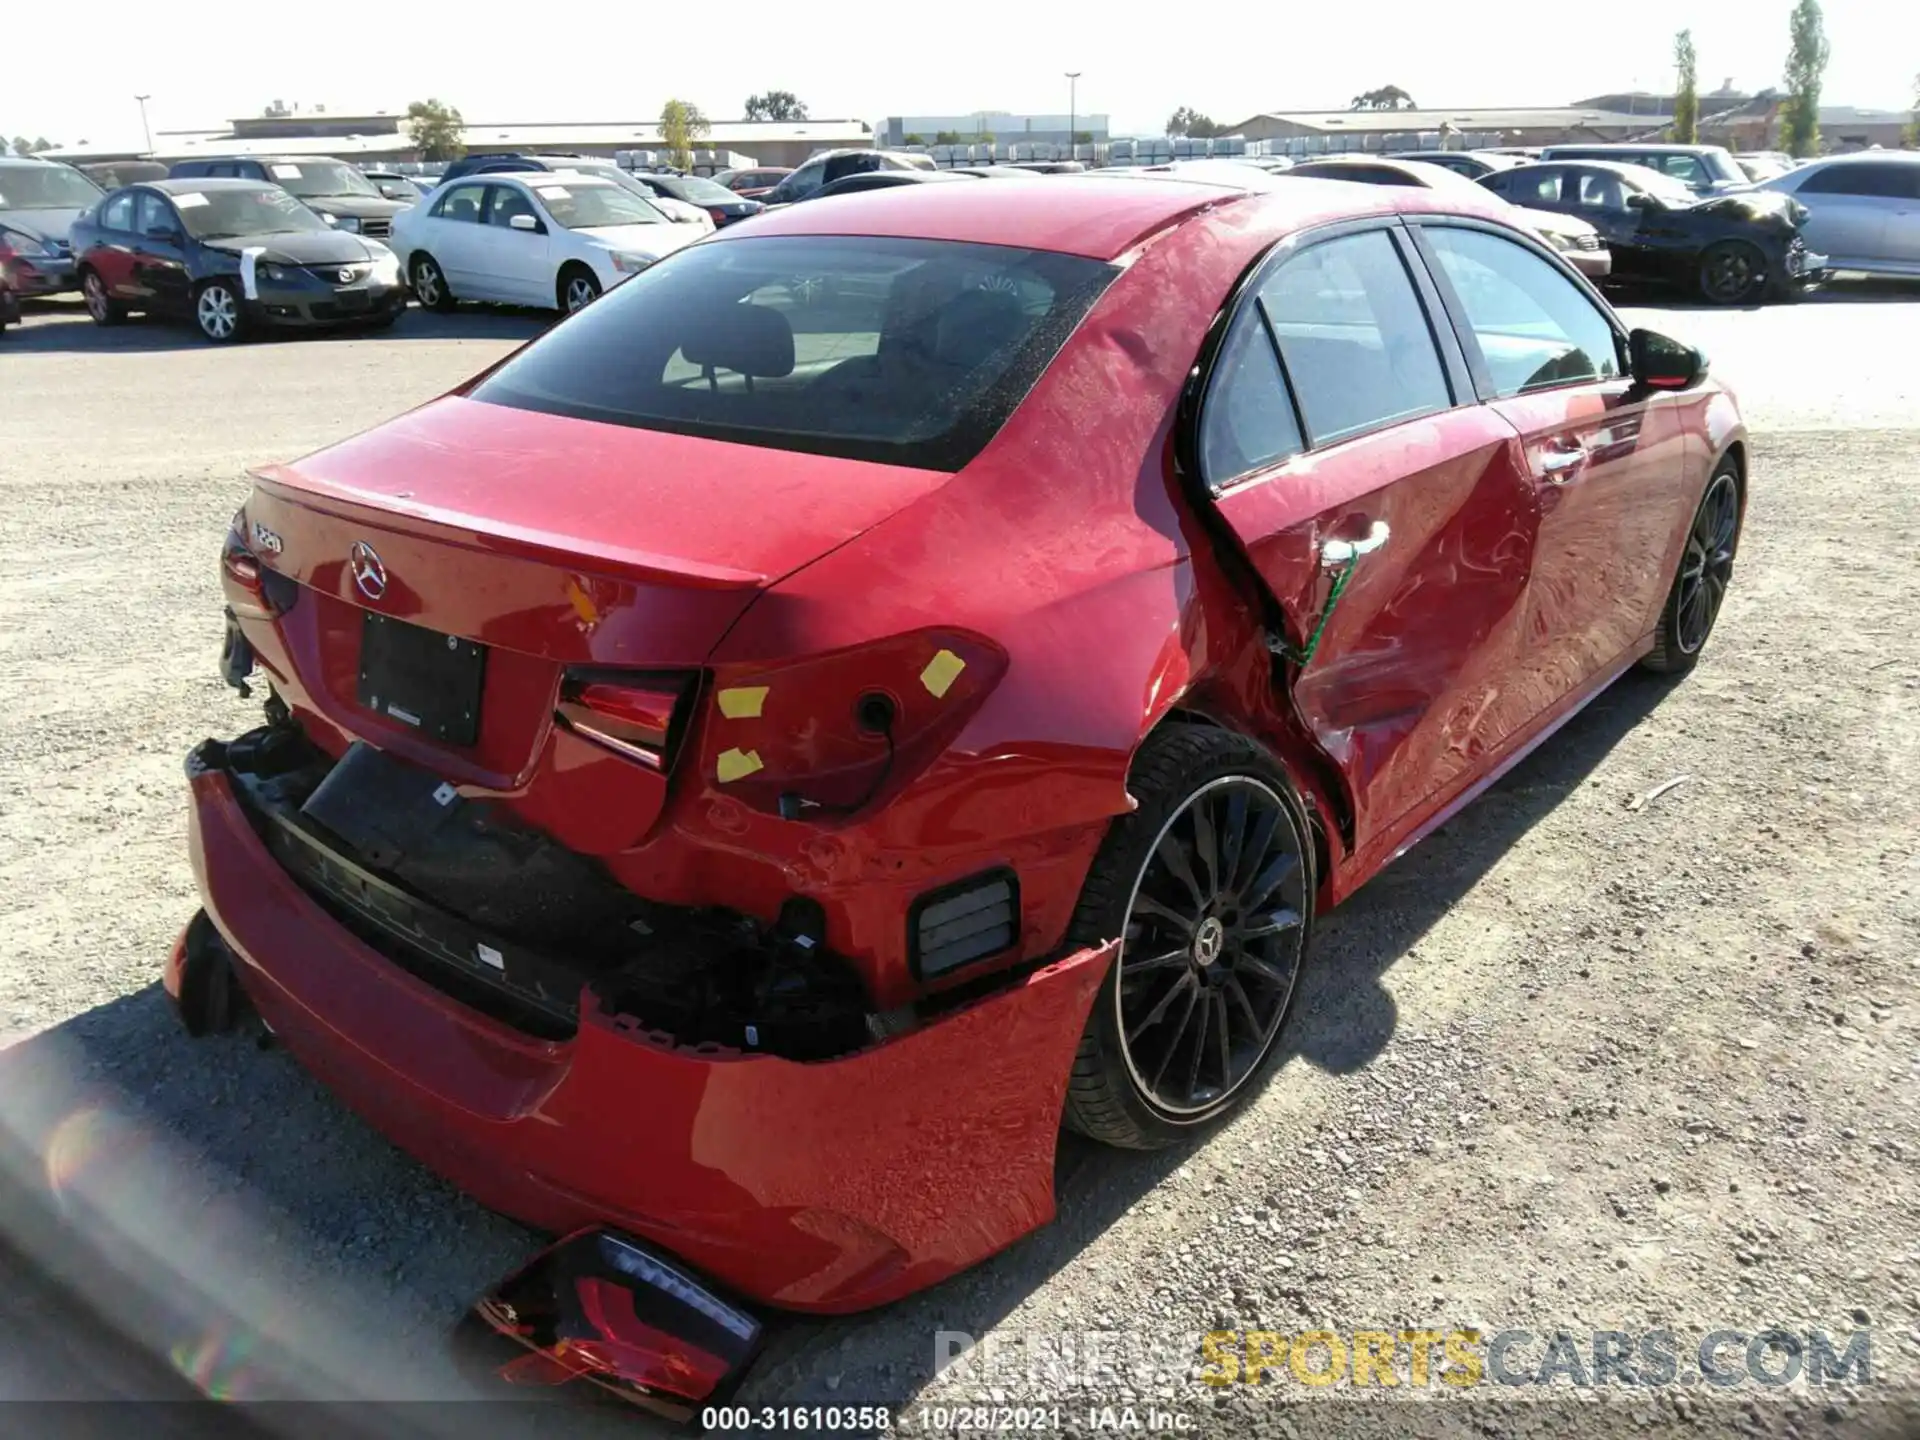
[698,629,1008,820]
[555,673,693,771]
[222,511,294,620]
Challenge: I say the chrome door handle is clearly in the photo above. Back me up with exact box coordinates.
[1538,446,1587,481]
[1320,520,1390,569]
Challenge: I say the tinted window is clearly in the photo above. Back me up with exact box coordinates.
[1259,230,1451,446]
[1200,308,1304,484]
[1425,227,1620,397]
[1797,163,1920,199]
[471,235,1115,471]
[133,191,175,236]
[1297,164,1422,187]
[434,183,488,222]
[1573,169,1632,211]
[1502,169,1565,205]
[100,192,135,231]
[780,160,827,199]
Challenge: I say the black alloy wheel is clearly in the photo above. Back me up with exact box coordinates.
[1644,463,1742,674]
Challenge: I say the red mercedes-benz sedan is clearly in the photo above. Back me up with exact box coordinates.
[177,169,1744,1406]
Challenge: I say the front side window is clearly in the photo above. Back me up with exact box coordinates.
[1258,229,1451,447]
[487,185,540,229]
[133,191,175,237]
[780,160,826,199]
[1573,170,1631,213]
[1502,169,1564,206]
[470,235,1115,471]
[1423,226,1621,397]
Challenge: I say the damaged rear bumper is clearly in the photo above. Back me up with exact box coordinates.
[183,744,1113,1314]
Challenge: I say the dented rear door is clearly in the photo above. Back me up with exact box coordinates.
[1198,221,1544,876]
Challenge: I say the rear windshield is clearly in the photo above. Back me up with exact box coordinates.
[469,235,1116,471]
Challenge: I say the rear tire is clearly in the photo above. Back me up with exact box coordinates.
[1642,460,1743,675]
[1062,725,1316,1149]
[81,269,127,325]
[557,264,601,313]
[410,253,456,312]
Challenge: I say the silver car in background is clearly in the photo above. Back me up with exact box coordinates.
[1758,153,1920,279]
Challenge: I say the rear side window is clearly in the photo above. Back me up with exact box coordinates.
[1797,163,1920,199]
[1423,226,1620,397]
[470,235,1116,471]
[1199,308,1304,484]
[1258,230,1451,447]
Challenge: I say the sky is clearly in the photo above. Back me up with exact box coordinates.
[5,0,1915,151]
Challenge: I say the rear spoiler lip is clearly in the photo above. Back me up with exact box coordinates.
[250,465,771,591]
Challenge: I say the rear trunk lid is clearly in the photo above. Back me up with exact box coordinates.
[243,394,948,846]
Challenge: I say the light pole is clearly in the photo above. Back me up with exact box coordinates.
[1065,72,1081,160]
[134,94,153,154]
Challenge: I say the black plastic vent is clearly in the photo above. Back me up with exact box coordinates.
[910,869,1019,980]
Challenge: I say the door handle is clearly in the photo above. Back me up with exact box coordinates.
[1319,519,1390,569]
[1537,443,1588,483]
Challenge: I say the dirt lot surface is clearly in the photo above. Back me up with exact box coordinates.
[1,288,1916,1437]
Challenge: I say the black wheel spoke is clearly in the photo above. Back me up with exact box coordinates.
[1155,832,1210,912]
[1241,850,1300,913]
[1116,775,1309,1117]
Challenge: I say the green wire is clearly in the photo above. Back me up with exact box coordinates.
[1278,558,1357,668]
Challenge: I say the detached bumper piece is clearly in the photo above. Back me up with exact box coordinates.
[458,1229,761,1423]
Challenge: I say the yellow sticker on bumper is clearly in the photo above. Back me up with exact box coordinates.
[920,649,966,699]
[716,748,764,783]
[717,686,769,719]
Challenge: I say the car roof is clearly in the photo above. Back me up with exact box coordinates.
[177,154,351,166]
[485,170,616,188]
[1798,150,1920,164]
[143,177,293,193]
[714,171,1478,262]
[1545,142,1725,154]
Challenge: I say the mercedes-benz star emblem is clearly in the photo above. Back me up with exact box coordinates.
[349,540,387,601]
[1193,916,1225,967]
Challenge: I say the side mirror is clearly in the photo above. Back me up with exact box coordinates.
[145,225,183,245]
[508,213,541,232]
[1625,191,1662,210]
[1629,328,1708,390]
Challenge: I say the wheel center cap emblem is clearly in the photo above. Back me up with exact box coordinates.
[349,540,387,601]
[1193,917,1226,967]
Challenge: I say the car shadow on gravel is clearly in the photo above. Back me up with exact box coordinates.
[1,675,1679,1418]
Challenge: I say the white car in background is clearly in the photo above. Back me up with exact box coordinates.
[388,172,700,313]
[1758,152,1920,278]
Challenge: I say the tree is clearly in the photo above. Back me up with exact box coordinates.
[1350,86,1417,111]
[659,99,711,167]
[10,137,30,157]
[405,98,466,162]
[933,130,963,145]
[1906,72,1919,148]
[1780,0,1830,158]
[743,91,808,122]
[902,133,925,145]
[32,138,52,151]
[1073,130,1093,145]
[1673,30,1700,143]
[1166,106,1228,138]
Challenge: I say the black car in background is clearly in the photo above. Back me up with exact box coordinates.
[167,157,407,239]
[1480,160,1826,304]
[70,180,406,342]
[620,170,765,226]
[758,149,937,206]
[807,170,975,201]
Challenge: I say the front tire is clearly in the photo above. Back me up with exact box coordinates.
[81,269,127,326]
[1643,461,1742,675]
[194,280,245,343]
[558,264,601,313]
[1698,242,1767,305]
[1063,726,1316,1149]
[410,253,456,312]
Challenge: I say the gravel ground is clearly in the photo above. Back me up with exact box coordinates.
[1,289,1916,1437]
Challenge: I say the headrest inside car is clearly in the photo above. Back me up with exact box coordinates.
[933,289,1026,372]
[680,301,796,379]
